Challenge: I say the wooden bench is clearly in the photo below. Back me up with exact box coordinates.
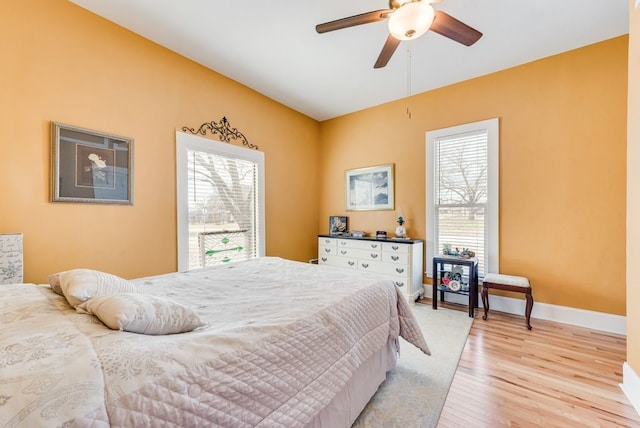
[481,273,533,330]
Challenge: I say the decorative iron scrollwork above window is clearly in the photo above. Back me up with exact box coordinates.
[182,117,257,150]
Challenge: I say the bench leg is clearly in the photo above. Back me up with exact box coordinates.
[481,285,489,320]
[525,290,534,330]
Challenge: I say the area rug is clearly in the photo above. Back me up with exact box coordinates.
[352,303,473,428]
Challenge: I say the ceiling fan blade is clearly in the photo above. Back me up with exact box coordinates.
[429,10,482,46]
[374,34,401,69]
[316,9,392,34]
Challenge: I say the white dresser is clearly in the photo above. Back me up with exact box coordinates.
[317,235,424,301]
[0,233,23,284]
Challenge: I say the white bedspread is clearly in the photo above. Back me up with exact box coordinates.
[0,257,429,427]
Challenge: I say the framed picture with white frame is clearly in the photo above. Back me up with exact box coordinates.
[345,163,394,211]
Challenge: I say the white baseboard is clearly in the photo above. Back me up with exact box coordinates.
[423,284,626,335]
[622,363,640,416]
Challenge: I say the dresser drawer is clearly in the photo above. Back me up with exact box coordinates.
[380,252,409,264]
[336,248,380,261]
[337,239,383,251]
[379,275,409,290]
[318,254,357,269]
[358,261,410,278]
[382,242,410,254]
[319,245,337,256]
[318,237,337,247]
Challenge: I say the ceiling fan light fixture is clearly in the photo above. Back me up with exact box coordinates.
[388,2,434,41]
[389,0,413,8]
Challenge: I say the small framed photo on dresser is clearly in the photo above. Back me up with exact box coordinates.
[329,216,348,235]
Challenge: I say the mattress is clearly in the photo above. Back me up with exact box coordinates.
[0,257,429,427]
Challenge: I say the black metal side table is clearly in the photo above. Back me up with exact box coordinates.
[432,256,479,317]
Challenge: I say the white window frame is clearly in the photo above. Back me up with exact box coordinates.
[176,131,265,272]
[426,118,499,277]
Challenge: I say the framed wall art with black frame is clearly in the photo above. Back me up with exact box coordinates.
[345,163,394,211]
[51,122,133,205]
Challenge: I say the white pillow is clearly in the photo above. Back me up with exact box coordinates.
[47,272,66,296]
[53,269,138,308]
[76,293,205,335]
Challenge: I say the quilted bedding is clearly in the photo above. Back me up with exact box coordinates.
[0,257,430,427]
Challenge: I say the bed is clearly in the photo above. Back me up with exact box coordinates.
[0,257,430,427]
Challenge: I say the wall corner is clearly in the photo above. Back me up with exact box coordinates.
[621,362,640,416]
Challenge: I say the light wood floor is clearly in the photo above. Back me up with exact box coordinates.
[417,299,640,428]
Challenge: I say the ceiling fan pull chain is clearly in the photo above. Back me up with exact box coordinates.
[406,45,412,119]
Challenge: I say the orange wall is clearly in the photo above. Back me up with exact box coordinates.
[0,0,320,282]
[319,36,628,315]
[627,0,640,370]
[0,0,630,317]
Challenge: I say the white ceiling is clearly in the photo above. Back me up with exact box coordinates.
[68,0,629,121]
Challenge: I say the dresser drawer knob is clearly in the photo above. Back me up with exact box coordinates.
[361,263,369,269]
[341,250,347,255]
[370,244,378,249]
[348,261,355,266]
[341,241,347,245]
[325,239,331,244]
[324,248,331,253]
[321,257,327,262]
[370,253,378,259]
[391,255,399,261]
[392,245,399,250]
[395,281,405,287]
[395,267,405,274]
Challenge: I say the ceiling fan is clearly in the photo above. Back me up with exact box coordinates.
[316,0,482,69]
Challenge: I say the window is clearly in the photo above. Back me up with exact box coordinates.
[426,118,499,278]
[176,132,265,271]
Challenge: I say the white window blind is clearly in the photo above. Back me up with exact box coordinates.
[187,149,258,269]
[426,118,499,279]
[435,130,488,275]
[176,132,265,271]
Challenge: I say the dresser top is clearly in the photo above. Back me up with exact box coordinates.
[318,234,423,244]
